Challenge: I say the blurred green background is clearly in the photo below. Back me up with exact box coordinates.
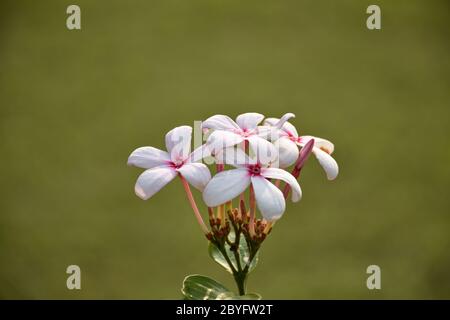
[1,0,449,299]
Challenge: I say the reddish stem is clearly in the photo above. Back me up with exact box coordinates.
[249,184,256,237]
[179,175,209,234]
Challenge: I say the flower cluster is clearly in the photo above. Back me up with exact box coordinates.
[128,112,338,298]
[128,112,338,233]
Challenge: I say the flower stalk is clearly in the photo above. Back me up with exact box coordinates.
[179,175,209,234]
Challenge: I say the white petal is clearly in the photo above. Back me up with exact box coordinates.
[263,118,277,126]
[312,147,339,180]
[177,163,211,191]
[247,135,278,166]
[127,147,171,169]
[251,176,286,221]
[274,113,296,129]
[206,130,244,154]
[135,166,177,200]
[202,115,240,131]
[300,135,334,154]
[273,138,299,168]
[264,117,299,138]
[165,126,192,162]
[261,167,302,202]
[202,169,250,207]
[235,112,264,130]
[189,144,211,163]
[255,125,274,139]
[214,147,252,168]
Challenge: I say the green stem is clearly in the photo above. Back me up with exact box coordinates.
[218,245,237,274]
[233,272,247,296]
[217,238,247,295]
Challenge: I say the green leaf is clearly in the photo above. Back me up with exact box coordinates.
[181,274,235,300]
[208,232,259,274]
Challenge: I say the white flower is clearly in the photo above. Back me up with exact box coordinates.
[128,126,211,200]
[264,113,339,180]
[202,113,277,164]
[202,148,301,221]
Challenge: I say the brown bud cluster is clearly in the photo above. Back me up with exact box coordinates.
[228,207,272,246]
[208,217,230,241]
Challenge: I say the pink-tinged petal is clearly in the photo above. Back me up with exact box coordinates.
[274,113,295,129]
[206,130,244,154]
[263,118,277,126]
[261,167,302,202]
[300,135,334,154]
[264,116,299,138]
[251,176,286,221]
[255,125,274,139]
[202,169,250,207]
[189,144,211,163]
[202,115,240,131]
[235,112,264,130]
[134,166,177,200]
[127,147,170,169]
[214,147,252,168]
[165,126,192,163]
[273,138,299,168]
[257,125,288,142]
[312,147,339,180]
[247,135,278,166]
[177,163,211,191]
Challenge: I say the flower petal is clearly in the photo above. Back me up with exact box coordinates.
[165,126,192,162]
[274,113,296,129]
[255,125,274,139]
[264,117,299,138]
[177,163,211,191]
[189,144,211,163]
[206,130,244,154]
[261,167,302,202]
[214,147,252,168]
[202,115,240,131]
[300,135,334,154]
[312,147,339,180]
[273,138,299,168]
[263,118,277,126]
[134,166,177,200]
[247,135,278,166]
[251,176,286,221]
[127,147,171,169]
[235,112,264,130]
[203,169,251,207]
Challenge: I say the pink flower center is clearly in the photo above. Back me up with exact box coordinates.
[286,131,300,143]
[170,159,185,169]
[235,128,254,138]
[247,164,262,176]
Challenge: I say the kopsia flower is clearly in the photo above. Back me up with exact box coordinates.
[127,126,211,200]
[264,113,339,180]
[128,112,338,227]
[202,148,301,221]
[202,112,277,163]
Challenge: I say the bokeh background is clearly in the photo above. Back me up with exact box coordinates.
[1,0,449,299]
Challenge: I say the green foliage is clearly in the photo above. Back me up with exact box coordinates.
[181,275,261,300]
[208,233,259,274]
